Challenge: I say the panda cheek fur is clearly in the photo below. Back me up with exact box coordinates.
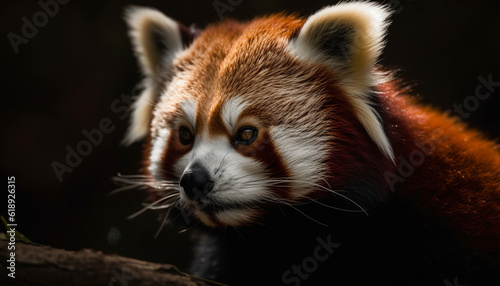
[235,129,293,201]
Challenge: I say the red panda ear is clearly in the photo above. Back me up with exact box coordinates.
[123,7,199,144]
[290,2,394,161]
[291,2,390,74]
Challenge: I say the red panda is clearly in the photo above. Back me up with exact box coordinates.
[122,2,500,285]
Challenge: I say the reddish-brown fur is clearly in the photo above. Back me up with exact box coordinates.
[140,12,500,278]
[378,82,500,267]
[151,13,500,232]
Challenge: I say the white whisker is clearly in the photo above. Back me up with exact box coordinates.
[155,207,173,239]
[309,199,365,213]
[238,177,368,216]
[149,200,179,210]
[262,178,368,216]
[107,184,148,196]
[111,173,181,197]
[263,197,329,227]
[127,194,177,219]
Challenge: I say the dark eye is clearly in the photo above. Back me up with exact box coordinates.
[179,127,194,145]
[235,126,258,145]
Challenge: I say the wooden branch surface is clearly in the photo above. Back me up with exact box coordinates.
[0,241,208,286]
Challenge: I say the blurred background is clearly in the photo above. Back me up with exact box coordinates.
[1,0,499,272]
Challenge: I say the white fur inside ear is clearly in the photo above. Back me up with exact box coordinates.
[124,7,184,144]
[291,2,390,69]
[289,2,394,161]
[125,7,183,77]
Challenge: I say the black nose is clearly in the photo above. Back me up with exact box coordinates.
[180,163,214,201]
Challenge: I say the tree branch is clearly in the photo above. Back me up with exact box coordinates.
[0,241,208,286]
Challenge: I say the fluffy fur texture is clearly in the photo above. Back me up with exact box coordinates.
[123,2,500,285]
[289,2,394,161]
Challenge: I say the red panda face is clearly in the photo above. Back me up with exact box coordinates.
[147,21,334,227]
[125,3,394,227]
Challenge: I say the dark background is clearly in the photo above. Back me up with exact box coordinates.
[1,0,499,272]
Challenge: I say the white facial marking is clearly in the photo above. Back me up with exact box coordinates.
[222,97,248,132]
[194,209,256,227]
[180,99,197,128]
[193,210,214,227]
[270,125,329,198]
[215,209,256,227]
[173,136,270,226]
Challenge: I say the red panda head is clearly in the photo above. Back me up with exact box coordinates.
[124,3,395,227]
